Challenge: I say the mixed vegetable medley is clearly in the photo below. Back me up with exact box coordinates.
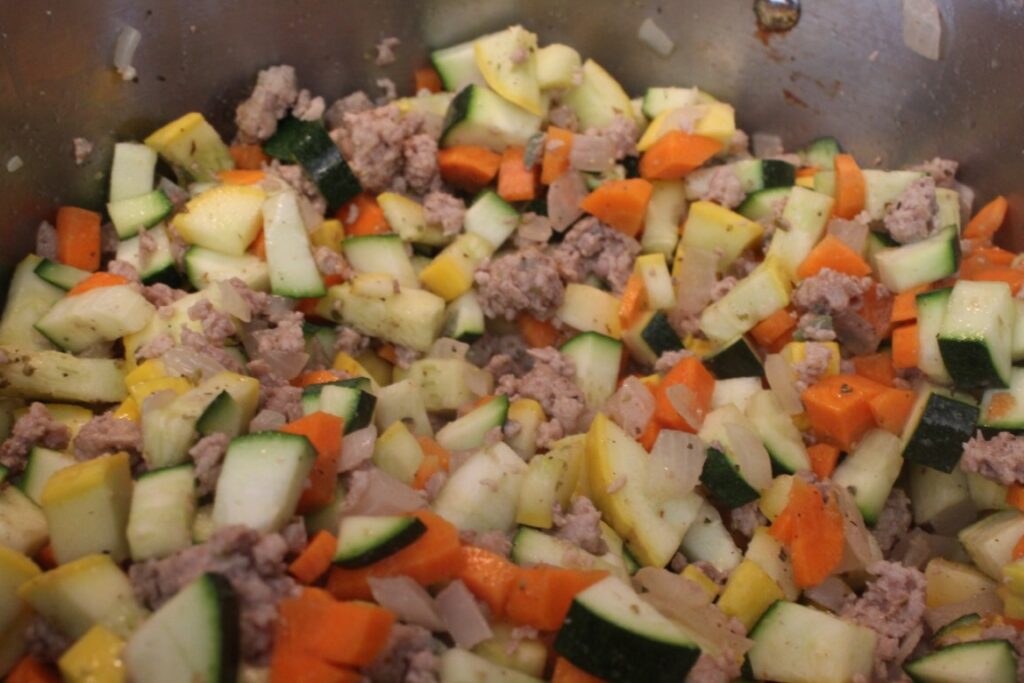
[2,23,1024,683]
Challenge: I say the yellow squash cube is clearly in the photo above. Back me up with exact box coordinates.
[717,559,786,630]
[59,625,126,683]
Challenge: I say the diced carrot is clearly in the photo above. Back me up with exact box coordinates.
[807,443,841,480]
[293,370,343,388]
[35,543,56,570]
[963,195,1009,242]
[785,477,845,588]
[327,510,463,599]
[517,313,560,349]
[638,415,661,451]
[970,246,1016,267]
[966,266,1024,295]
[796,166,819,178]
[1008,485,1024,512]
[857,283,894,343]
[801,374,887,450]
[750,308,797,350]
[497,146,538,202]
[796,235,871,279]
[891,324,920,370]
[7,657,59,683]
[55,206,102,272]
[890,285,928,324]
[289,531,338,584]
[251,229,267,259]
[833,153,865,219]
[377,343,398,365]
[218,169,266,185]
[281,412,345,514]
[229,143,270,170]
[552,657,605,683]
[66,272,129,297]
[617,273,647,330]
[438,145,503,193]
[869,387,918,435]
[638,131,722,180]
[505,566,607,631]
[1013,533,1024,561]
[651,356,716,433]
[336,193,390,237]
[851,351,895,387]
[457,545,522,618]
[270,646,359,683]
[412,435,452,490]
[579,178,654,238]
[768,503,796,544]
[414,66,443,93]
[541,127,574,185]
[987,393,1020,424]
[300,601,395,667]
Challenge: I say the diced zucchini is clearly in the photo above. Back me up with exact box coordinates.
[797,136,842,169]
[745,390,810,474]
[909,465,973,530]
[441,85,542,152]
[958,510,1024,579]
[262,117,361,212]
[107,189,173,239]
[464,190,520,250]
[343,234,419,289]
[443,292,486,343]
[184,246,269,291]
[432,442,527,532]
[561,60,636,130]
[938,280,1015,389]
[699,261,791,343]
[641,180,685,256]
[144,112,233,182]
[904,639,1018,683]
[875,226,960,293]
[622,310,684,366]
[35,285,155,353]
[171,185,266,256]
[862,169,925,220]
[832,429,903,524]
[377,192,450,247]
[901,387,979,473]
[681,201,763,272]
[917,287,953,385]
[556,284,622,339]
[0,256,67,350]
[764,186,835,279]
[116,224,178,284]
[127,465,196,561]
[33,259,90,291]
[19,446,75,505]
[560,332,623,410]
[301,381,377,433]
[262,191,326,298]
[372,422,424,485]
[324,277,446,353]
[333,514,427,567]
[679,500,742,573]
[0,486,48,556]
[431,39,484,91]
[109,142,158,202]
[474,25,543,115]
[703,335,763,379]
[515,456,569,529]
[405,357,492,413]
[0,347,126,403]
[435,394,509,452]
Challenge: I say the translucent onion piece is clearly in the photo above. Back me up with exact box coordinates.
[344,468,425,515]
[435,580,493,649]
[368,576,445,631]
[214,279,253,322]
[605,376,655,439]
[803,576,853,613]
[724,422,772,491]
[764,354,803,415]
[113,25,142,79]
[902,0,942,61]
[159,346,227,380]
[925,592,1002,632]
[834,484,883,573]
[666,384,704,430]
[339,426,377,472]
[675,246,718,317]
[569,134,616,173]
[6,156,23,173]
[429,338,470,360]
[547,171,587,232]
[646,430,705,500]
[637,17,676,57]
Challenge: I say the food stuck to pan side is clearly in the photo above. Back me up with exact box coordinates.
[0,23,1022,683]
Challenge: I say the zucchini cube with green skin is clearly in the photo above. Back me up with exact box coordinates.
[0,255,64,351]
[325,278,446,353]
[34,284,156,353]
[41,451,133,564]
[21,446,76,504]
[699,261,791,344]
[262,191,326,299]
[144,112,234,182]
[441,84,542,153]
[405,357,493,412]
[127,465,197,562]
[372,422,424,485]
[901,388,979,473]
[909,465,972,529]
[553,576,701,683]
[171,185,266,256]
[764,186,834,279]
[832,428,903,524]
[938,280,1016,389]
[440,648,544,683]
[333,515,427,567]
[904,639,1019,683]
[747,601,877,683]
[212,432,315,534]
[622,310,683,366]
[18,554,148,640]
[875,226,960,294]
[702,335,763,379]
[432,442,527,533]
[0,485,49,555]
[958,510,1024,580]
[473,622,548,678]
[560,60,637,131]
[560,332,623,410]
[123,573,239,683]
[436,394,509,453]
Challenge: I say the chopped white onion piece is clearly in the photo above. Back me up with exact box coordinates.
[6,156,23,173]
[569,134,616,173]
[113,25,142,80]
[214,280,253,322]
[666,384,704,430]
[646,430,705,500]
[803,576,853,613]
[605,376,655,439]
[724,422,772,491]
[161,346,227,380]
[925,592,1002,631]
[547,171,587,232]
[339,425,377,472]
[464,366,492,397]
[368,576,445,631]
[344,468,425,515]
[834,484,883,573]
[637,18,676,57]
[429,338,469,360]
[764,354,803,415]
[675,246,718,317]
[751,132,785,158]
[902,0,942,61]
[435,580,493,649]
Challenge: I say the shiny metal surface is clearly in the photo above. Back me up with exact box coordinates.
[2,0,1024,274]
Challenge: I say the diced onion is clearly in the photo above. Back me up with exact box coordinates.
[827,218,869,255]
[646,430,705,500]
[258,350,309,381]
[113,25,142,80]
[429,338,469,360]
[666,384,704,430]
[339,426,377,472]
[925,592,1002,631]
[435,580,493,649]
[344,468,425,515]
[569,134,616,173]
[464,366,492,397]
[803,576,853,613]
[834,484,883,573]
[517,213,553,243]
[724,422,772,491]
[605,376,655,439]
[902,0,942,61]
[160,346,227,380]
[214,280,253,323]
[637,18,675,57]
[6,156,23,173]
[751,133,784,158]
[675,246,718,317]
[634,568,753,658]
[764,354,803,415]
[547,171,587,232]
[368,577,445,631]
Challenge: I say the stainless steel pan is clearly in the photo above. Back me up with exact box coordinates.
[2,0,1023,274]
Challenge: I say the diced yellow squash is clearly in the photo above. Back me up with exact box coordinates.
[758,474,795,521]
[682,564,721,601]
[507,399,545,460]
[796,175,816,189]
[372,422,424,485]
[112,398,140,423]
[355,351,393,387]
[781,341,841,376]
[0,486,49,555]
[0,547,41,637]
[547,434,586,504]
[325,281,447,353]
[128,376,192,405]
[692,102,736,146]
[419,234,493,301]
[999,586,1024,620]
[311,219,345,252]
[18,554,148,640]
[333,352,375,382]
[556,284,622,339]
[41,452,133,564]
[172,185,266,255]
[144,112,233,182]
[475,25,543,116]
[124,359,166,387]
[924,558,997,609]
[1003,558,1024,595]
[700,260,792,343]
[682,201,764,271]
[717,559,785,630]
[59,624,126,683]
[683,334,715,357]
[377,192,449,246]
